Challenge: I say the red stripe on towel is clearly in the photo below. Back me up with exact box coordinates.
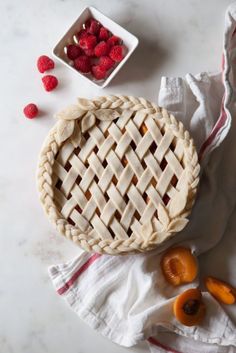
[199,42,229,162]
[199,102,227,161]
[57,253,102,295]
[148,337,183,353]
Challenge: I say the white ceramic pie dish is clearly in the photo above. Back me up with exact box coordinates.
[52,6,139,88]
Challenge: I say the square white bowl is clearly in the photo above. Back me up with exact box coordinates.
[53,6,139,88]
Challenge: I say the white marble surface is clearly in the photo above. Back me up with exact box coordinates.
[0,0,235,352]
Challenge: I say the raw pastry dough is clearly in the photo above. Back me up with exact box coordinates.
[37,95,200,255]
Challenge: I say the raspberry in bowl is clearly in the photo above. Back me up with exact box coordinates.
[53,6,139,88]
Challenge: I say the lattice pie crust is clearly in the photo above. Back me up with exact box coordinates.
[37,96,200,255]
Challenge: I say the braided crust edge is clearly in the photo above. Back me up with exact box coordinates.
[37,95,200,255]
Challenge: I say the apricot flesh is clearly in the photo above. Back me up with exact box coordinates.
[161,247,198,286]
[173,288,206,326]
[140,123,148,135]
[205,276,236,305]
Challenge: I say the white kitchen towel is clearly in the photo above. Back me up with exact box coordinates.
[48,3,236,353]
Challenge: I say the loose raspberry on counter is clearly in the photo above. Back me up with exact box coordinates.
[109,45,124,62]
[94,41,110,57]
[107,35,121,47]
[42,75,58,92]
[23,103,39,119]
[37,55,55,73]
[74,55,91,73]
[66,44,83,60]
[79,34,97,50]
[85,18,101,35]
[99,27,110,41]
[99,56,115,70]
[92,65,107,80]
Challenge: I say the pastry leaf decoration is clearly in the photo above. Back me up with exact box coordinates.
[158,203,170,227]
[77,98,97,110]
[81,112,96,133]
[94,109,120,121]
[56,119,75,144]
[167,217,189,232]
[169,186,188,218]
[55,105,86,120]
[55,101,120,144]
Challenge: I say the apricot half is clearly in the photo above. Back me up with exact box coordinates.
[205,276,236,305]
[173,288,206,326]
[161,247,198,286]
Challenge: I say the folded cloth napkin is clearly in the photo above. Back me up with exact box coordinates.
[49,3,236,352]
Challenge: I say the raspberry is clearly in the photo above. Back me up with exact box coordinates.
[85,18,101,35]
[85,18,92,29]
[42,75,58,91]
[74,55,91,73]
[107,35,121,47]
[92,65,107,80]
[79,34,97,50]
[37,55,54,73]
[99,27,110,41]
[23,103,38,119]
[84,48,95,57]
[109,45,124,62]
[75,29,87,42]
[94,41,110,57]
[99,56,115,70]
[66,44,83,60]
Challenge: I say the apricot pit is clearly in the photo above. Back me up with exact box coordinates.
[173,288,206,326]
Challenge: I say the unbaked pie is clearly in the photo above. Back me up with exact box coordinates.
[37,95,200,255]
